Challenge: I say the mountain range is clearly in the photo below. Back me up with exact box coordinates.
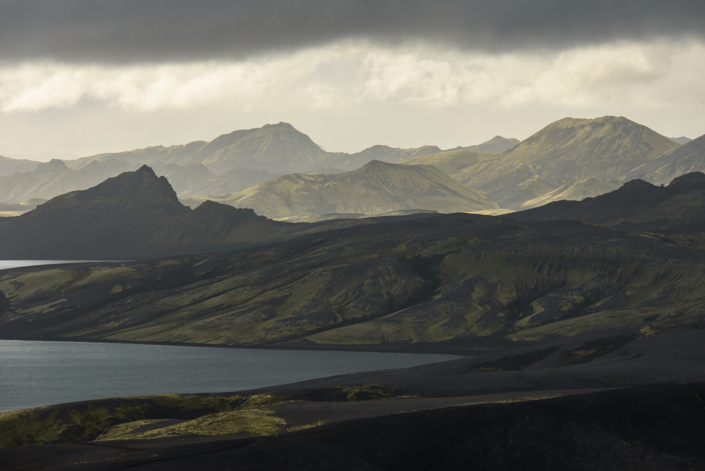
[68,122,443,174]
[1,115,704,221]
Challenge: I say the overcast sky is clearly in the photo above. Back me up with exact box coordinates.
[1,0,704,159]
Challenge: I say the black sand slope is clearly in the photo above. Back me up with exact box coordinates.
[1,383,703,470]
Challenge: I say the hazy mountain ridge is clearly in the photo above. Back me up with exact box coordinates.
[446,135,520,153]
[399,149,496,175]
[192,160,499,219]
[67,122,444,175]
[0,117,700,213]
[0,159,138,203]
[628,133,705,185]
[0,155,40,177]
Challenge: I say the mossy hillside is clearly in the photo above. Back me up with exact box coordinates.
[0,393,280,447]
[304,244,705,346]
[3,214,705,350]
[0,385,405,447]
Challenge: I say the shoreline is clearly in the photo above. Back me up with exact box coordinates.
[0,336,491,357]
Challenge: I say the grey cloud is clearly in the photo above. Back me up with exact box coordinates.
[1,0,704,63]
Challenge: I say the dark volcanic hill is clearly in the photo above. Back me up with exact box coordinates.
[510,172,705,230]
[0,166,291,259]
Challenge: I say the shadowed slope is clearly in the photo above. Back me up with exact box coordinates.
[0,166,290,259]
[2,210,705,350]
[512,172,705,230]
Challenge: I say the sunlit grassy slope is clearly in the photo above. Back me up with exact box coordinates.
[197,160,499,219]
[453,116,680,209]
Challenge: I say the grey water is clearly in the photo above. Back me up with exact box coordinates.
[0,340,460,413]
[0,260,121,271]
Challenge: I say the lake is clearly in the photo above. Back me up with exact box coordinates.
[0,340,460,413]
[0,260,121,271]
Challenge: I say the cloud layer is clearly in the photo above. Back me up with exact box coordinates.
[1,0,704,63]
[2,40,703,114]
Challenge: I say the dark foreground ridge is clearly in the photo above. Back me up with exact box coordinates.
[1,383,703,470]
[511,171,705,230]
[0,165,294,259]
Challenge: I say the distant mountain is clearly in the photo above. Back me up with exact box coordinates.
[458,116,680,209]
[399,149,496,175]
[329,145,441,170]
[178,168,276,197]
[196,123,330,173]
[629,133,705,184]
[670,136,692,145]
[511,172,705,230]
[196,160,499,220]
[68,123,443,175]
[519,178,622,209]
[0,159,138,203]
[0,156,279,203]
[0,166,291,259]
[69,123,328,174]
[447,136,520,154]
[0,155,39,177]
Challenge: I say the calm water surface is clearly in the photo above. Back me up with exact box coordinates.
[0,340,460,413]
[0,260,120,271]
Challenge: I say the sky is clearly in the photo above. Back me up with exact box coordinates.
[1,0,705,160]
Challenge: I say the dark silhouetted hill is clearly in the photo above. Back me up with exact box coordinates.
[0,166,290,259]
[511,172,705,230]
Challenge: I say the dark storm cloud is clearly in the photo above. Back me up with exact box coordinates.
[1,0,704,63]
